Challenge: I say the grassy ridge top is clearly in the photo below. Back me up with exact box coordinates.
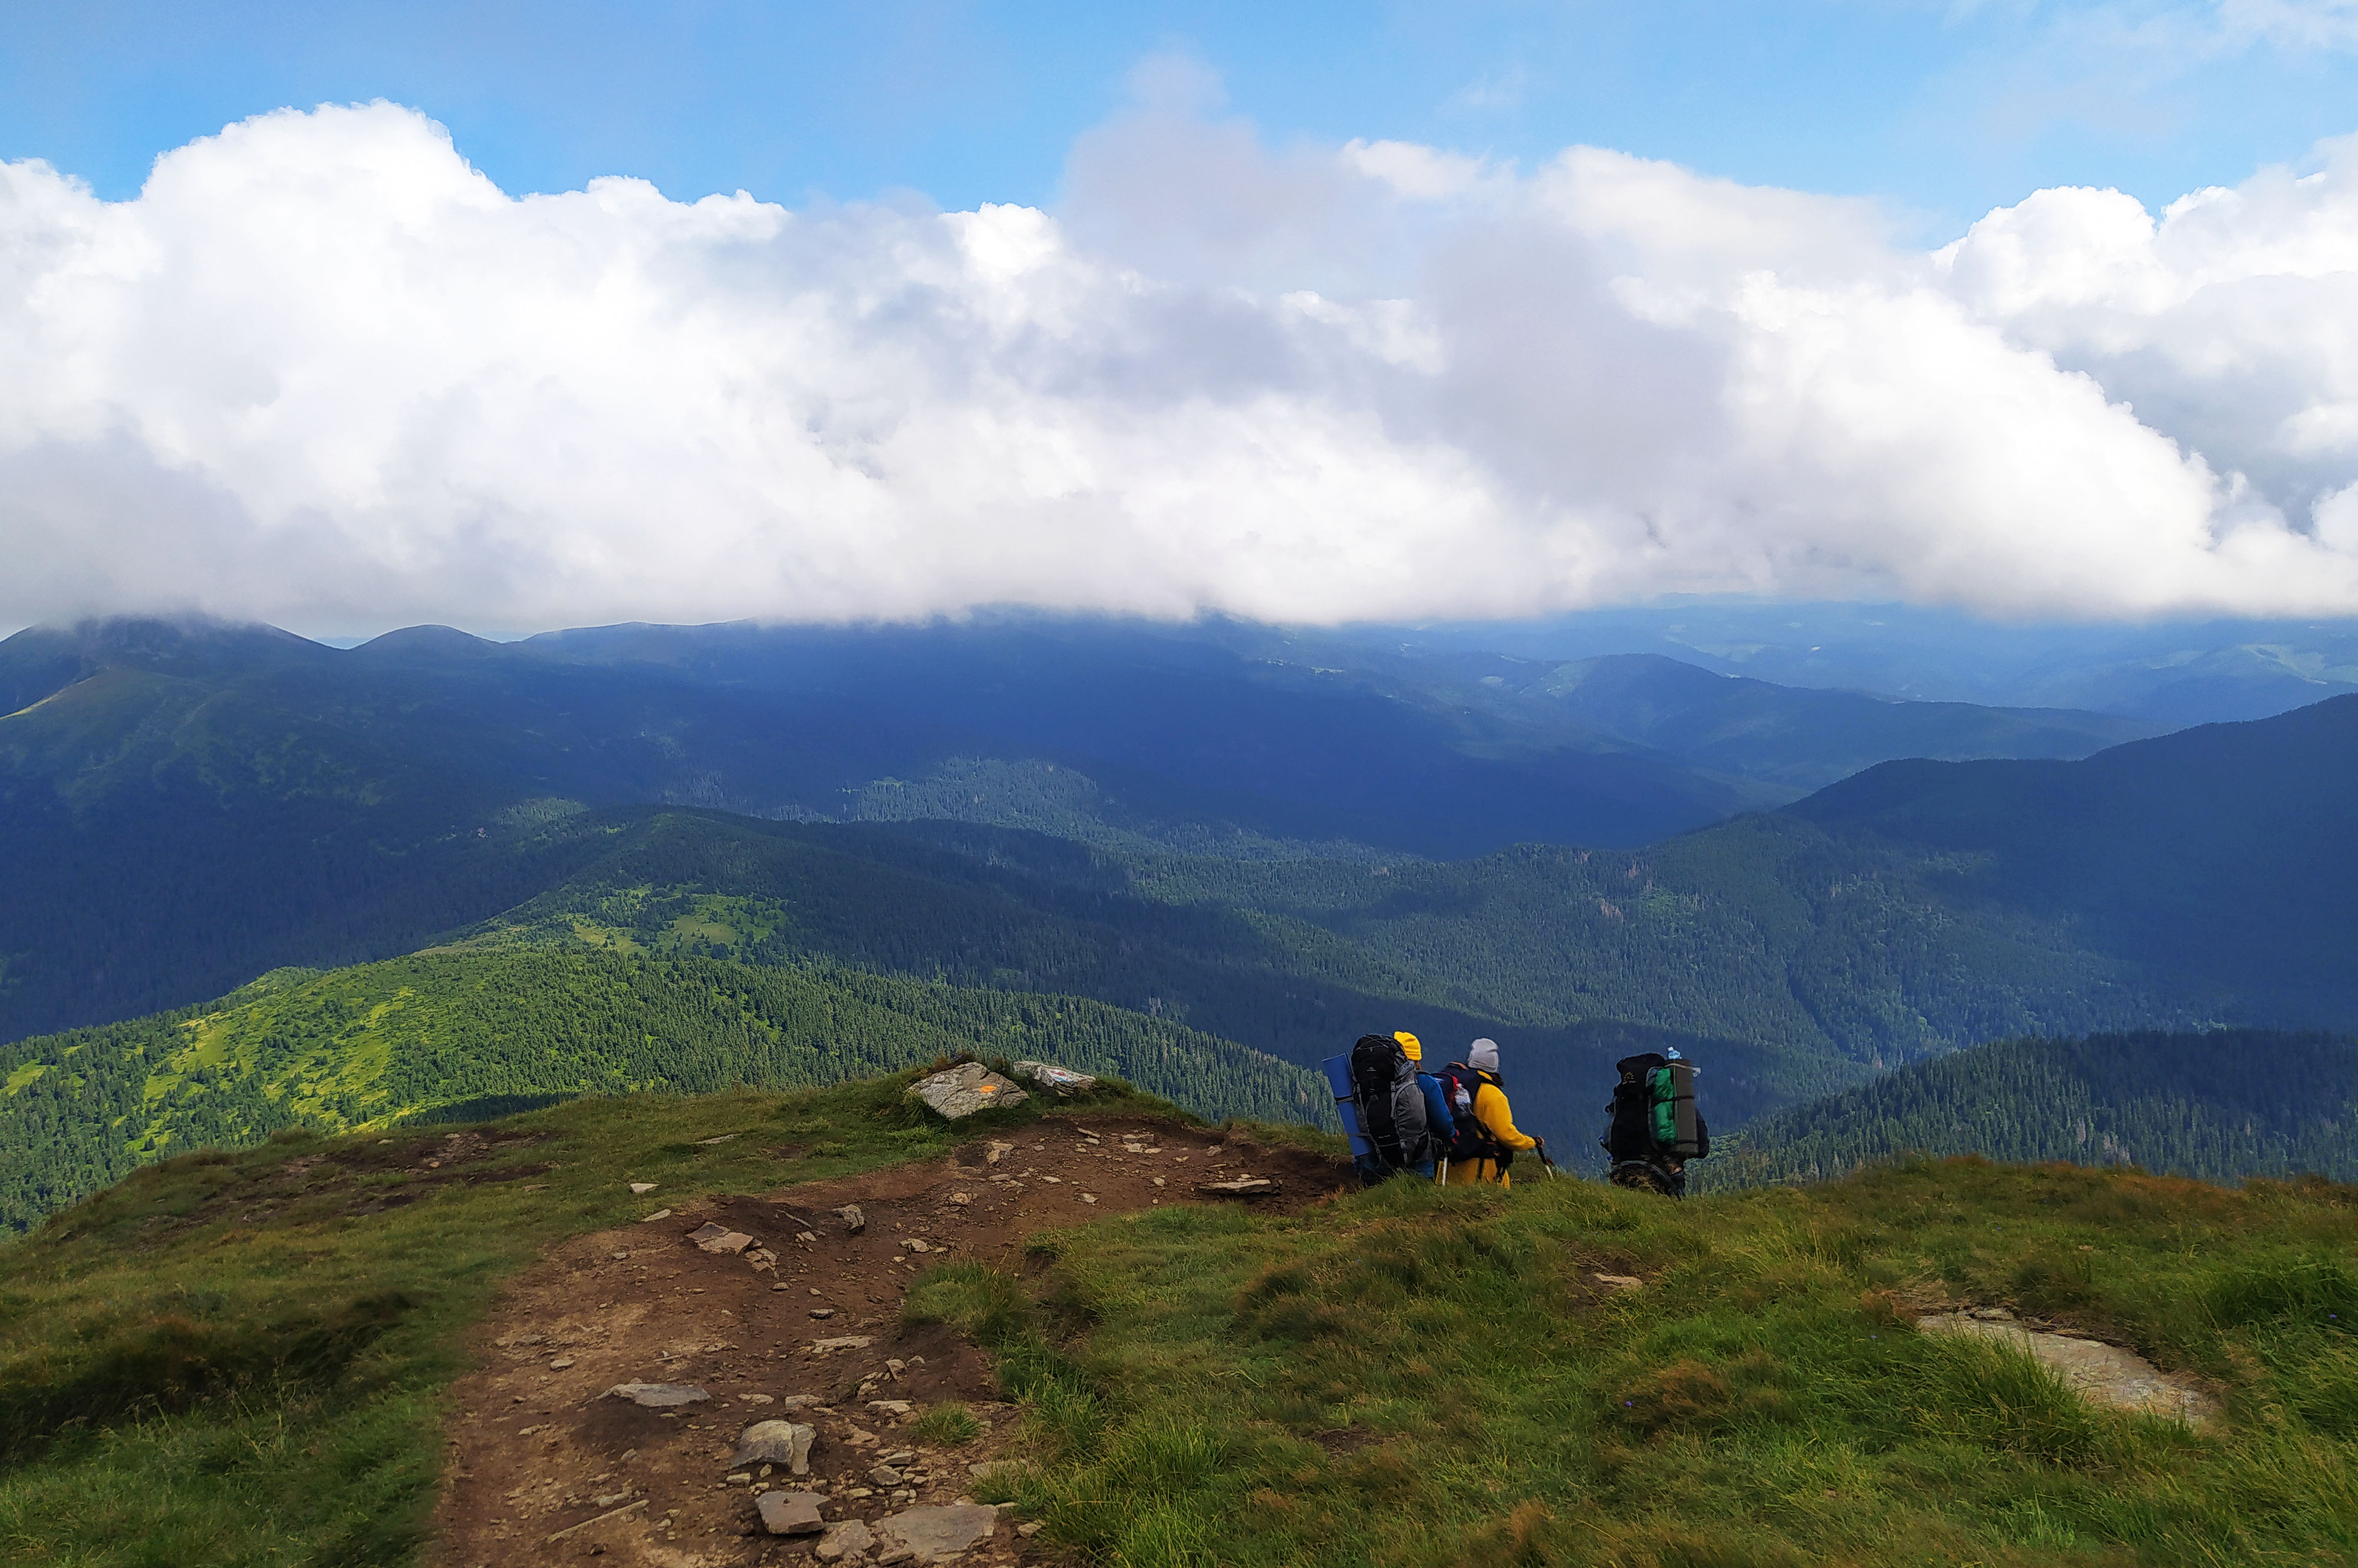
[0,944,1326,1232]
[4,1078,2356,1566]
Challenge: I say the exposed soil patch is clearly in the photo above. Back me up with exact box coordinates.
[431,1117,1348,1567]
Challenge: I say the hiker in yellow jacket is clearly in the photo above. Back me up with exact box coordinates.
[1443,1038,1542,1187]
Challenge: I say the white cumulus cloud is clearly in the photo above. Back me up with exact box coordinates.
[5,95,2358,632]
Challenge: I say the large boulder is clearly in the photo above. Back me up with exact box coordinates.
[1010,1060,1098,1096]
[909,1063,1029,1121]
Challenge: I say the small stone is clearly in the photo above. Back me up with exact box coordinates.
[640,1208,673,1222]
[876,1502,999,1559]
[1017,1521,1043,1537]
[1080,1194,1096,1204]
[549,1356,575,1370]
[949,1192,971,1205]
[630,1182,657,1194]
[1152,1177,1165,1187]
[815,1519,874,1562]
[732,1420,818,1474]
[986,1141,1014,1165]
[755,1490,826,1536]
[1969,1306,2017,1322]
[905,1238,931,1253]
[1592,1274,1644,1292]
[870,1463,905,1486]
[603,1383,710,1408]
[812,1336,876,1353]
[796,1230,819,1244]
[811,1307,835,1319]
[866,1399,913,1417]
[836,1204,867,1234]
[742,1393,775,1404]
[726,1472,752,1483]
[610,1250,631,1260]
[967,1460,1021,1482]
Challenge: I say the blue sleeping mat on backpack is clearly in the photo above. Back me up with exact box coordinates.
[1323,1052,1375,1164]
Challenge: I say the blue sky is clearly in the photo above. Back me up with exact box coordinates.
[9,1,2358,238]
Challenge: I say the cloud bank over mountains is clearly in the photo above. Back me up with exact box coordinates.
[6,94,2358,633]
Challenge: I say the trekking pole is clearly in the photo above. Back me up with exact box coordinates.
[1537,1138,1555,1180]
[1437,1157,1449,1184]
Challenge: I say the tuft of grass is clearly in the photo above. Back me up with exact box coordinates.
[911,1401,984,1445]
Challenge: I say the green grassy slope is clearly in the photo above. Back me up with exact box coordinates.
[946,1155,2358,1567]
[6,1084,2357,1566]
[0,946,1326,1232]
[1702,1030,2358,1190]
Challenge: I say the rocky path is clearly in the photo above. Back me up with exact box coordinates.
[430,1115,1348,1567]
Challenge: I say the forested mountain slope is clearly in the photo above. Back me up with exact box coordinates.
[1790,696,2358,1022]
[0,944,1326,1231]
[1711,1030,2358,1188]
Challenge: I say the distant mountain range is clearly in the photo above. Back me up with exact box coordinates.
[9,612,2358,1221]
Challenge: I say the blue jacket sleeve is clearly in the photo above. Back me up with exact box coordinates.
[1418,1075,1456,1144]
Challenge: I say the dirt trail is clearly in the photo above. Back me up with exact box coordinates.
[431,1116,1348,1567]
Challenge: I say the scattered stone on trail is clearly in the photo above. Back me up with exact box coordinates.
[741,1393,774,1404]
[949,1192,971,1205]
[690,1223,756,1254]
[968,1460,1022,1483]
[697,1134,739,1145]
[548,1356,576,1369]
[1017,1521,1043,1538]
[811,1307,836,1319]
[877,1502,999,1559]
[986,1141,1015,1165]
[1592,1274,1644,1292]
[775,1395,825,1411]
[867,1399,914,1417]
[812,1335,877,1353]
[1009,1060,1098,1096]
[1969,1306,2017,1322]
[796,1231,819,1243]
[545,1498,647,1543]
[905,1238,933,1253]
[731,1420,818,1473]
[835,1204,867,1234]
[815,1520,874,1562]
[1197,1177,1280,1199]
[639,1208,672,1222]
[628,1182,657,1194]
[1917,1313,2218,1426]
[755,1490,826,1536]
[1080,1193,1098,1204]
[870,1463,905,1486]
[910,1063,1030,1120]
[603,1383,710,1408]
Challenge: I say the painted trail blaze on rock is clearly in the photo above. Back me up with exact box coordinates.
[909,1063,1030,1120]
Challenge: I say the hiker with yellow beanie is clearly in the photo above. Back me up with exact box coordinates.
[1437,1038,1542,1187]
[1393,1032,1457,1180]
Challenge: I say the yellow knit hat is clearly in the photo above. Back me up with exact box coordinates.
[1394,1031,1422,1062]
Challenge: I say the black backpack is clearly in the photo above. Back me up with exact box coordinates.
[1602,1052,1710,1163]
[1348,1033,1431,1178]
[1437,1060,1506,1165]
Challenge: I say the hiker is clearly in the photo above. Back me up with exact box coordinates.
[1437,1038,1544,1187]
[1601,1050,1708,1198]
[1331,1030,1437,1184]
[1394,1032,1456,1179]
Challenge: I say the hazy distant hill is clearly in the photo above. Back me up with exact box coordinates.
[1710,1029,2358,1187]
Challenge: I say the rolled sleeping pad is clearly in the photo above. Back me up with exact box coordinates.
[1323,1053,1377,1164]
[1667,1059,1701,1158]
